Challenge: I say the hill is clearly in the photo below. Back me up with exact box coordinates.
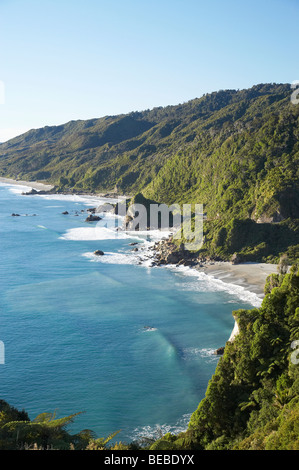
[0,83,298,262]
[149,267,299,450]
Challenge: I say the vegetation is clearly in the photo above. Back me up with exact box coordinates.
[0,403,133,450]
[0,83,298,449]
[0,83,298,262]
[148,267,299,450]
[1,267,298,450]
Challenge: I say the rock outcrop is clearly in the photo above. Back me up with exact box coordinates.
[85,215,102,222]
[94,250,104,256]
[151,238,199,267]
[213,347,225,356]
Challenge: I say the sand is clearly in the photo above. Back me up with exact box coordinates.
[202,261,279,297]
[0,177,54,191]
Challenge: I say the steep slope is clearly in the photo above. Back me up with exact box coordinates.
[0,83,296,198]
[149,267,299,450]
[0,83,298,261]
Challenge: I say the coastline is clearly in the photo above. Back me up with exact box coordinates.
[1,177,277,302]
[201,261,278,298]
[0,177,54,192]
[0,178,281,439]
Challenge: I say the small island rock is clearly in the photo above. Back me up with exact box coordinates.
[94,250,104,256]
[85,215,102,222]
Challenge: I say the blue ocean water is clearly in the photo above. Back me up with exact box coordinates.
[0,182,260,442]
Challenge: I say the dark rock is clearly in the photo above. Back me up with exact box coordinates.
[182,259,196,266]
[11,213,20,216]
[214,347,225,355]
[132,247,139,252]
[85,215,102,222]
[165,252,181,264]
[87,207,96,213]
[94,250,104,256]
[62,211,69,215]
[22,188,38,195]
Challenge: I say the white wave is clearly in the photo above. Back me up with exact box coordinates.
[5,184,33,194]
[35,193,113,205]
[141,326,158,332]
[125,229,172,242]
[60,226,141,241]
[82,240,160,267]
[181,347,219,361]
[163,264,262,308]
[128,413,191,442]
[83,251,142,265]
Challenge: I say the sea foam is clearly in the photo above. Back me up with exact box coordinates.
[161,264,263,308]
[60,226,139,241]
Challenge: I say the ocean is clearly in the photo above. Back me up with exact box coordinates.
[0,182,261,443]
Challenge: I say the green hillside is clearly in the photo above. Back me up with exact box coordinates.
[1,83,298,262]
[149,267,299,451]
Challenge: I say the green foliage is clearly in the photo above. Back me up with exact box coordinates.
[1,268,298,450]
[0,83,298,260]
[151,268,299,450]
[0,404,92,450]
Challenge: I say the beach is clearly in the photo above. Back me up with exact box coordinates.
[202,261,278,298]
[0,177,279,299]
[1,180,247,440]
[0,177,54,192]
[0,179,282,440]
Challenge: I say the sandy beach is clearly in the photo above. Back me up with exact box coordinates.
[0,177,54,191]
[202,261,278,298]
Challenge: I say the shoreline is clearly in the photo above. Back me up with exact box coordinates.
[201,261,278,299]
[0,177,54,192]
[149,239,278,305]
[0,176,131,199]
[1,177,277,302]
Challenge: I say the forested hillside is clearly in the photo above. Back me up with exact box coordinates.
[150,267,299,450]
[1,83,298,262]
[1,268,298,450]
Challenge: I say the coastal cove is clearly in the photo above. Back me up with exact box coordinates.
[0,180,277,443]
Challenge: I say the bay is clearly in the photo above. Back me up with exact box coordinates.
[0,182,259,442]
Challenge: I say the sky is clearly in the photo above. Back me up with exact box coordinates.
[0,0,298,141]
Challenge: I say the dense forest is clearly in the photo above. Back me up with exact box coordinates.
[1,267,298,450]
[0,84,298,450]
[150,267,299,450]
[0,83,298,263]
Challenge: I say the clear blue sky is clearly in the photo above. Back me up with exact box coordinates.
[0,0,298,141]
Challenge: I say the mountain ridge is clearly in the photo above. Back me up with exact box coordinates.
[1,83,298,262]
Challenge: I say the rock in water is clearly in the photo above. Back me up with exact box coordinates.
[94,250,104,256]
[22,188,38,195]
[214,347,225,355]
[85,215,101,222]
